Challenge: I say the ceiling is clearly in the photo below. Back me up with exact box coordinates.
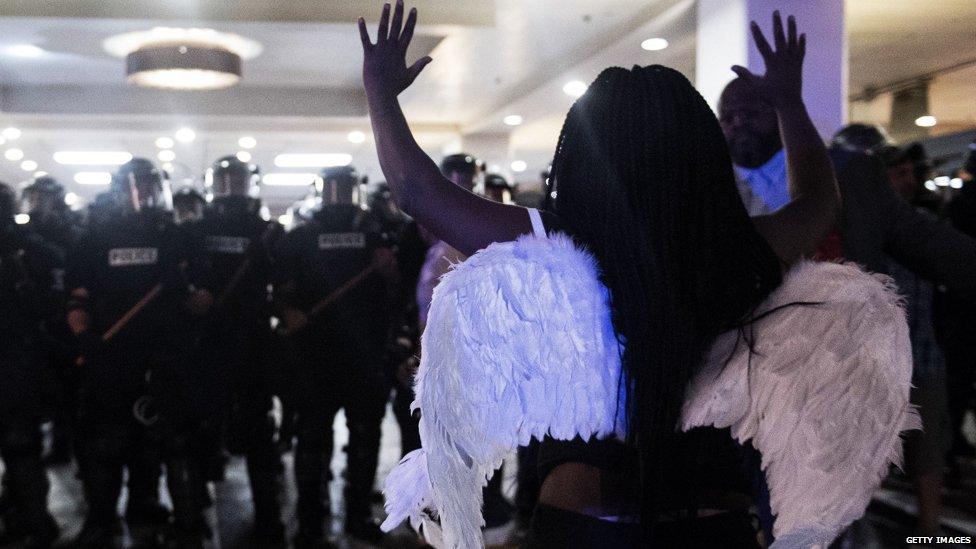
[0,0,973,214]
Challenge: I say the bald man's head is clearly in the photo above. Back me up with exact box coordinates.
[718,78,782,168]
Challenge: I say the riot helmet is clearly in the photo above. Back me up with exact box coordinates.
[172,187,206,224]
[482,173,516,204]
[315,165,364,207]
[365,180,404,222]
[111,158,172,214]
[439,153,482,191]
[21,175,67,222]
[831,123,893,156]
[205,155,260,199]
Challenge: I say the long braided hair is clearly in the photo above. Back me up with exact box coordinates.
[548,65,782,526]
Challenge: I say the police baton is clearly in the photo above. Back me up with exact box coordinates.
[281,246,397,335]
[75,283,163,366]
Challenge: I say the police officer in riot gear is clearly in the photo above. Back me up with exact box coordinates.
[276,165,397,547]
[20,176,84,465]
[0,182,61,548]
[195,155,285,543]
[172,187,207,226]
[365,182,425,456]
[66,158,213,548]
[483,173,517,205]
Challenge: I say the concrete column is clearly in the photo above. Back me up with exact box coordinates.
[696,0,848,139]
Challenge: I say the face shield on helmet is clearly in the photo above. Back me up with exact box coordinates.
[21,176,66,221]
[314,166,364,208]
[172,187,206,225]
[439,153,482,191]
[205,155,260,200]
[112,159,172,214]
[482,173,516,204]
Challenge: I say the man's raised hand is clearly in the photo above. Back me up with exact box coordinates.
[359,1,432,101]
[731,11,806,109]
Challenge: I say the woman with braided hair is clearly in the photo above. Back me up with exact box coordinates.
[360,4,915,549]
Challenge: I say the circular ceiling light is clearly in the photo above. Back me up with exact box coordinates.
[503,115,523,126]
[563,80,588,98]
[175,127,196,143]
[914,115,937,128]
[236,150,252,162]
[238,136,257,149]
[104,27,261,91]
[126,45,241,90]
[641,38,669,51]
[347,131,366,144]
[155,136,174,149]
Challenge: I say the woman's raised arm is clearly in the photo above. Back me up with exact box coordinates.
[359,1,532,256]
[736,12,841,265]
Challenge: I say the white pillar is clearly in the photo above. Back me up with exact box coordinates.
[696,0,847,139]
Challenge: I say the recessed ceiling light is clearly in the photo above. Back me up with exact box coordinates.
[4,44,45,58]
[347,131,366,144]
[157,149,176,162]
[54,151,132,165]
[4,148,24,161]
[563,80,588,98]
[238,136,257,149]
[274,153,352,168]
[155,137,174,149]
[2,127,21,140]
[924,180,937,192]
[74,172,113,185]
[641,38,669,51]
[503,115,523,126]
[934,176,950,187]
[175,127,196,143]
[510,160,527,173]
[950,177,964,189]
[915,115,937,128]
[64,192,79,206]
[264,173,319,186]
[236,150,252,162]
[14,214,30,225]
[20,160,37,172]
[33,171,47,178]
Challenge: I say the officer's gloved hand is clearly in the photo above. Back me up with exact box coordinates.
[281,307,309,335]
[75,329,104,360]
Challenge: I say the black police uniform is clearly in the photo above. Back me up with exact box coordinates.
[192,195,284,534]
[66,209,210,546]
[275,203,395,541]
[380,217,426,457]
[0,223,61,547]
[24,211,84,465]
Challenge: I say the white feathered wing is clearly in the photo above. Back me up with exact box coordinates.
[382,234,626,548]
[682,260,920,548]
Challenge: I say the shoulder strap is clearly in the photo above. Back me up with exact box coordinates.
[527,208,547,239]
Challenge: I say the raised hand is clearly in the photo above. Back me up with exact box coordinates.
[732,11,806,108]
[359,1,432,101]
